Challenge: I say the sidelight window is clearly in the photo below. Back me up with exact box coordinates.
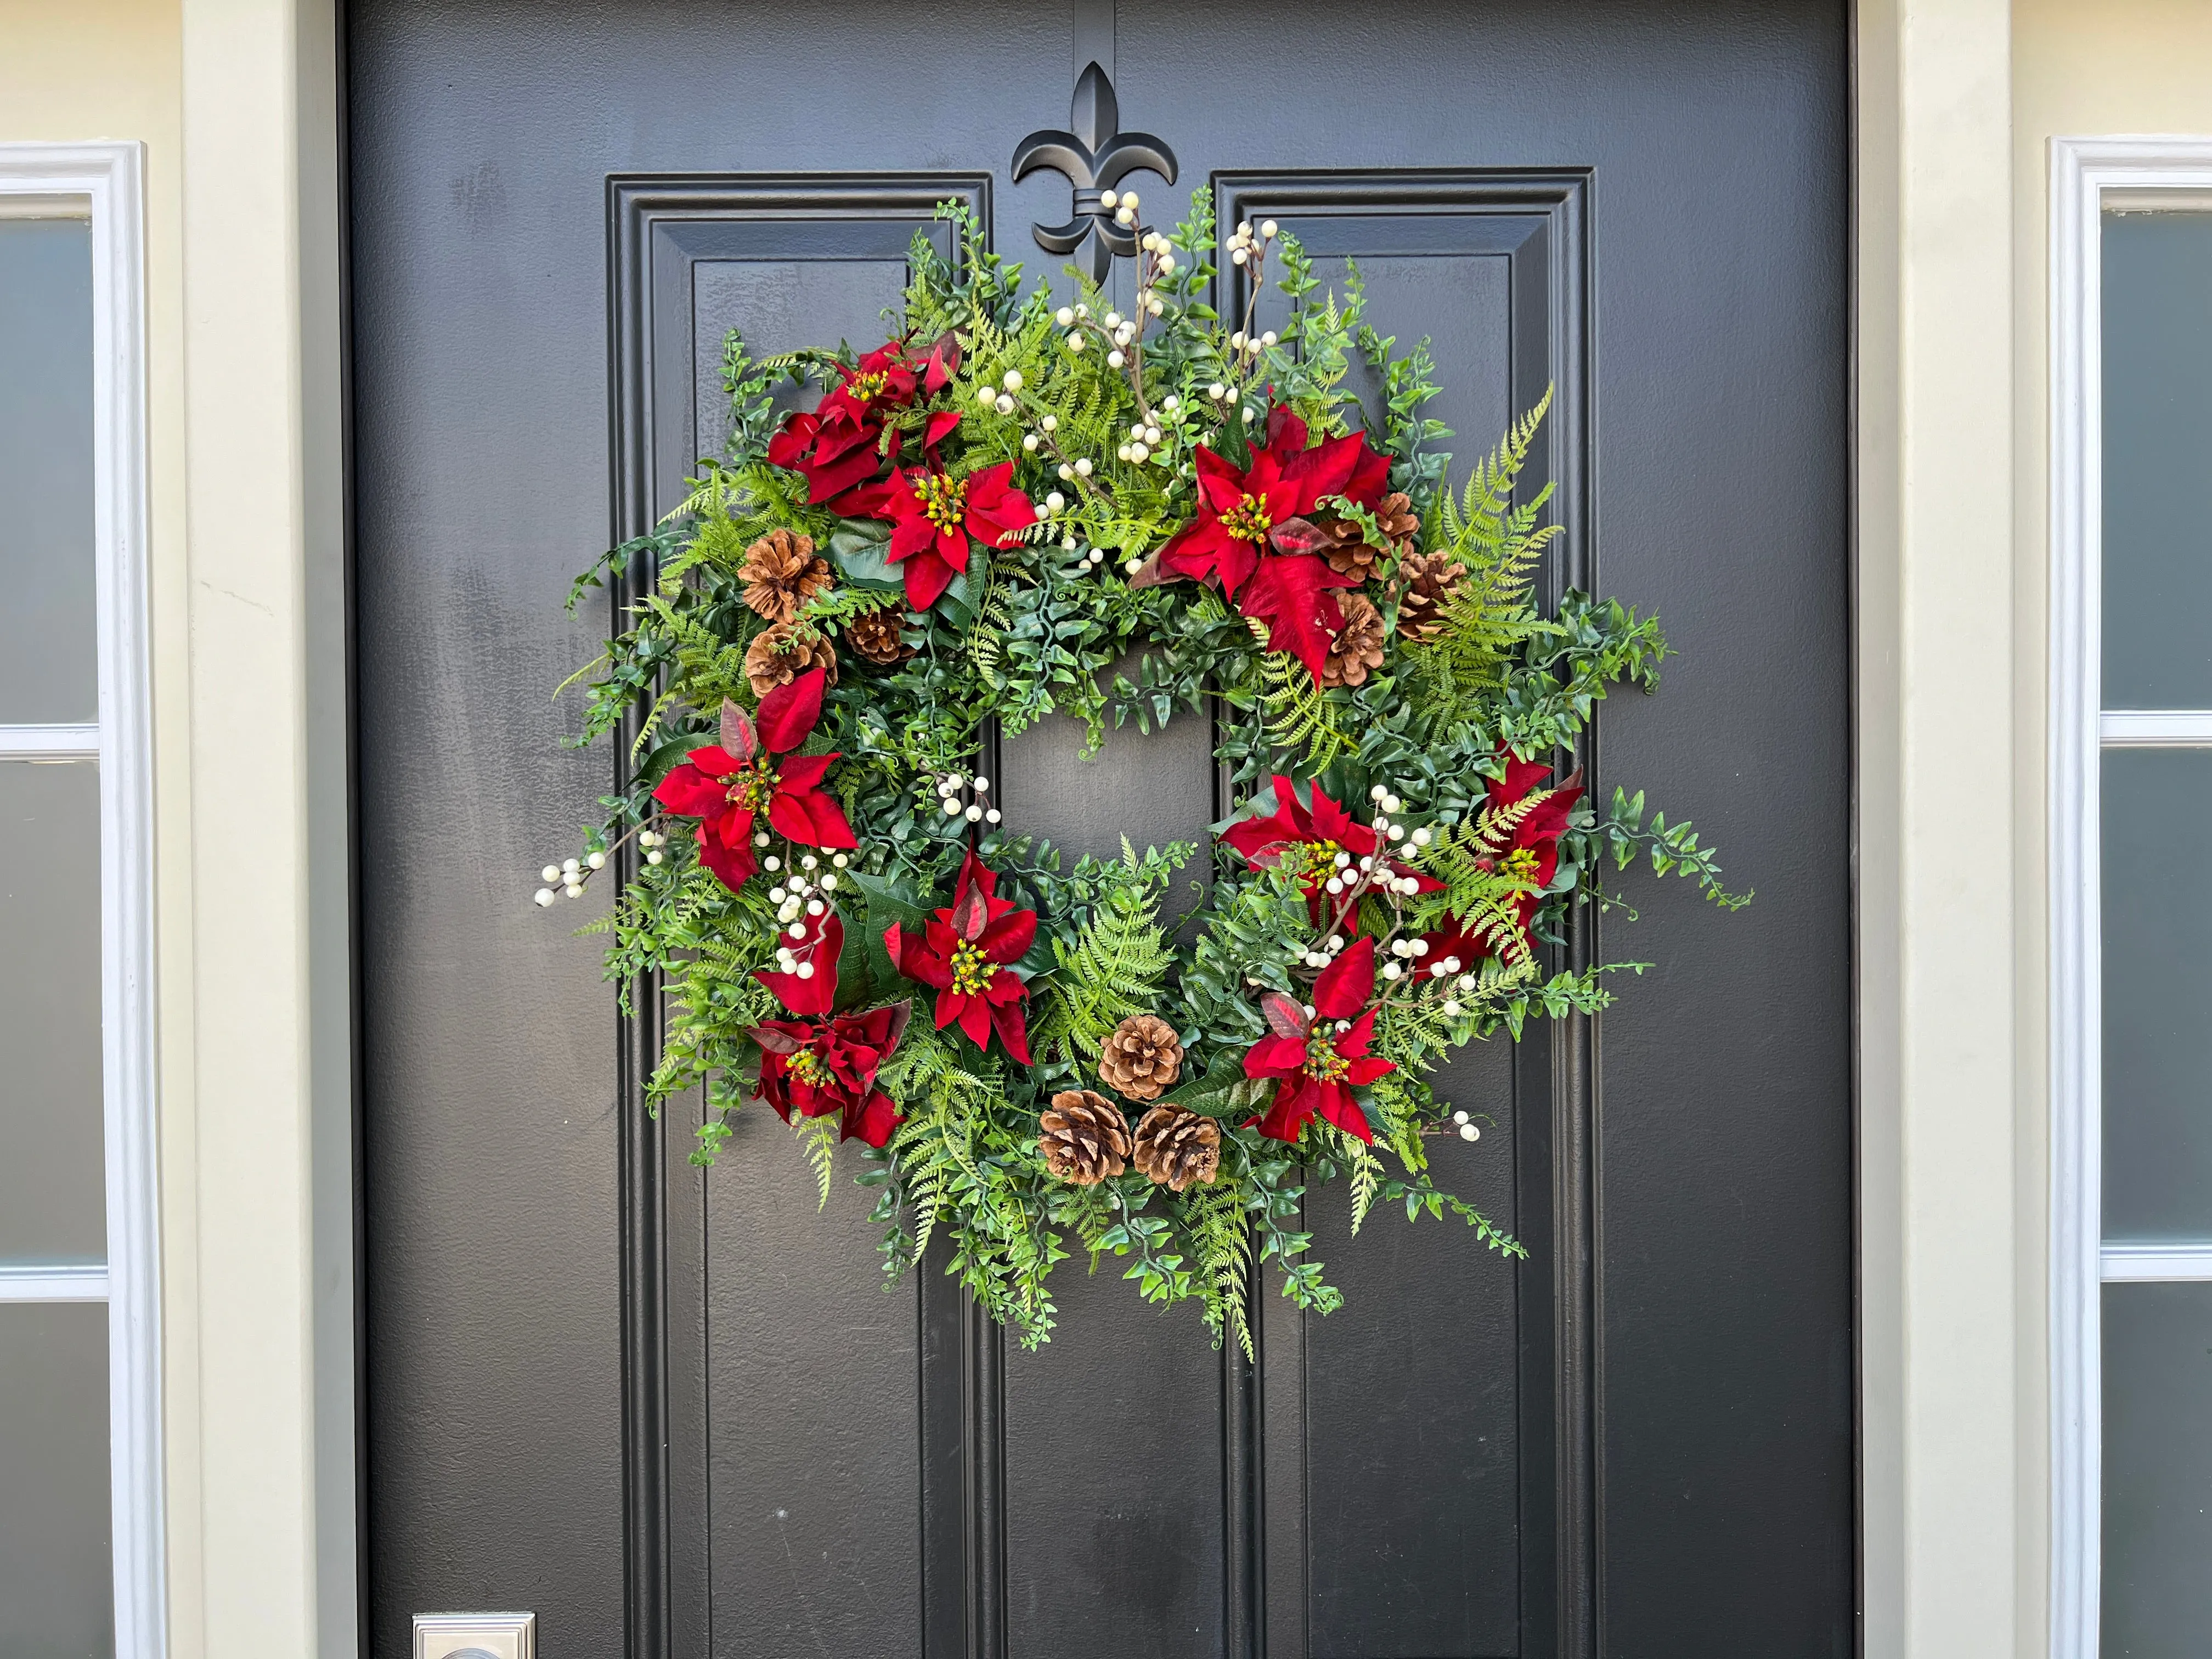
[0,146,159,1658]
[2052,139,2212,1659]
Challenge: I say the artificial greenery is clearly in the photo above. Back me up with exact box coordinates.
[542,191,1746,1351]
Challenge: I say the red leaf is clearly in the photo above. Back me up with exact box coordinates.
[1265,516,1328,555]
[1313,936,1377,1021]
[719,698,758,762]
[1260,991,1310,1041]
[1237,554,1348,680]
[748,1025,804,1056]
[757,667,825,753]
[951,881,989,943]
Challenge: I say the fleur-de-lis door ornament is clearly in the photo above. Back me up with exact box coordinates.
[1012,60,1179,284]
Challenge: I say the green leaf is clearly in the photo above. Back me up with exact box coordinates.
[827,518,906,594]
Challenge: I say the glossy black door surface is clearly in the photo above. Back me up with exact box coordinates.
[349,3,1852,1655]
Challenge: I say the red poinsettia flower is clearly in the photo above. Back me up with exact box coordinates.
[1139,406,1391,677]
[1243,935,1396,1144]
[817,341,919,426]
[765,341,925,510]
[1477,753,1583,935]
[748,912,911,1148]
[651,667,856,891]
[1418,753,1584,963]
[882,847,1037,1062]
[874,458,1037,609]
[1218,774,1441,927]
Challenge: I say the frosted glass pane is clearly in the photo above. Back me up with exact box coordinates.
[2104,1282,2212,1657]
[0,1302,114,1656]
[0,759,104,1262]
[0,217,97,723]
[2101,749,2212,1240]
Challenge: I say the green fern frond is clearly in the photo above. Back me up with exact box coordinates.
[1257,650,1351,768]
[1035,838,1181,1063]
[794,1114,839,1210]
[1184,1181,1255,1360]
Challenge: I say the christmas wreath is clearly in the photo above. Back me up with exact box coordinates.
[544,193,1743,1351]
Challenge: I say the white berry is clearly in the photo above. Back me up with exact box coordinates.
[541,865,562,883]
[534,888,556,907]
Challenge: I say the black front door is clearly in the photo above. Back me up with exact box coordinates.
[350,4,1852,1655]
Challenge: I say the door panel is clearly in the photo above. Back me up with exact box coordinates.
[350,3,1850,1655]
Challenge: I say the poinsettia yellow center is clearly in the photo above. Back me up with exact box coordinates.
[785,1046,827,1084]
[848,370,889,402]
[916,471,969,533]
[1502,846,1542,884]
[726,761,778,811]
[950,937,994,995]
[1220,492,1273,543]
[1303,1032,1351,1083]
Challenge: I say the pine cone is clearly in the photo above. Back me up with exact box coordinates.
[1390,548,1465,641]
[740,528,833,624]
[1131,1105,1222,1192]
[1318,518,1383,583]
[1322,591,1387,688]
[1039,1090,1132,1185]
[1374,492,1420,551]
[843,607,913,666]
[743,620,838,698]
[1099,1014,1183,1101]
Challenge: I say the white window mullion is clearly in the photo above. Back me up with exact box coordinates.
[2101,1243,2212,1282]
[0,723,100,759]
[2100,710,2212,747]
[0,1264,110,1302]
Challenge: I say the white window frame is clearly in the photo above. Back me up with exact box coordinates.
[0,142,162,1658]
[2050,134,2212,1659]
